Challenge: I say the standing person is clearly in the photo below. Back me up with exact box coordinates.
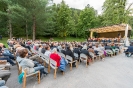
[118,33,121,39]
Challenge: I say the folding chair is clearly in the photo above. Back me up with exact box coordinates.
[58,52,66,58]
[89,52,97,62]
[105,50,113,57]
[17,63,40,88]
[66,55,78,70]
[74,53,79,60]
[115,48,120,55]
[39,54,50,73]
[49,59,58,79]
[79,53,88,67]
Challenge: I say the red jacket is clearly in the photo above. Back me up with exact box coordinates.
[50,53,61,67]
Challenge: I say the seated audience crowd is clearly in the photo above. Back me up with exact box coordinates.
[0,37,124,87]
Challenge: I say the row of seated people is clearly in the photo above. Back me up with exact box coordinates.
[3,38,123,87]
[0,43,16,66]
[0,44,11,88]
[32,41,122,65]
[7,38,123,67]
[87,38,122,43]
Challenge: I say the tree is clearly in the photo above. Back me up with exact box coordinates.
[0,0,25,38]
[102,0,132,26]
[77,5,98,37]
[56,0,71,38]
[69,8,81,37]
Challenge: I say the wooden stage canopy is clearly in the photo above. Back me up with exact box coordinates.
[89,24,132,38]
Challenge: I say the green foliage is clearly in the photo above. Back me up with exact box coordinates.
[55,0,71,37]
[0,0,132,39]
[77,5,98,37]
[102,0,131,26]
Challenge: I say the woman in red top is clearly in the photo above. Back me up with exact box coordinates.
[50,48,61,67]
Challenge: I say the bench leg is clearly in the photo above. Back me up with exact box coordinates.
[62,71,65,75]
[38,71,40,84]
[54,68,57,79]
[48,64,50,73]
[44,62,46,67]
[23,73,26,88]
[86,62,88,67]
[78,59,80,64]
[76,61,78,68]
[70,63,72,71]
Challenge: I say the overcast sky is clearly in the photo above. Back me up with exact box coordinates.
[53,0,133,14]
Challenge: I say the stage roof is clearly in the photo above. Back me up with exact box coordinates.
[90,24,132,33]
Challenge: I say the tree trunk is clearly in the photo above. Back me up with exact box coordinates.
[25,20,28,39]
[8,9,12,39]
[32,15,36,41]
[9,18,12,39]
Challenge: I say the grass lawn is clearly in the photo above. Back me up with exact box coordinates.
[40,37,86,42]
[0,37,8,47]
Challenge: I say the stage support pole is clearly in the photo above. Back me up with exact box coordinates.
[90,31,93,38]
[125,24,128,39]
[124,24,130,46]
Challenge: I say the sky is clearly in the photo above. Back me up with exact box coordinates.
[53,0,133,14]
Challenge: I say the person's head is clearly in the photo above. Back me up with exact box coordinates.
[75,44,78,48]
[39,45,42,48]
[61,44,65,49]
[45,45,50,50]
[69,44,73,51]
[66,46,70,50]
[95,44,98,48]
[19,49,28,58]
[82,44,87,50]
[101,44,104,47]
[89,46,92,48]
[52,48,57,53]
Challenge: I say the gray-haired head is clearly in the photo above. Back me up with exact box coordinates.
[52,48,57,53]
[82,44,87,50]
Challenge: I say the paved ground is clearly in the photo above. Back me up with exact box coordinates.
[6,53,133,88]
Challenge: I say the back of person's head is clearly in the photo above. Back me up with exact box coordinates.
[66,46,70,50]
[52,48,57,53]
[39,45,42,48]
[61,44,65,49]
[19,49,28,58]
[82,44,87,50]
[75,44,78,48]
[89,46,92,48]
[45,45,50,50]
[95,44,98,48]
